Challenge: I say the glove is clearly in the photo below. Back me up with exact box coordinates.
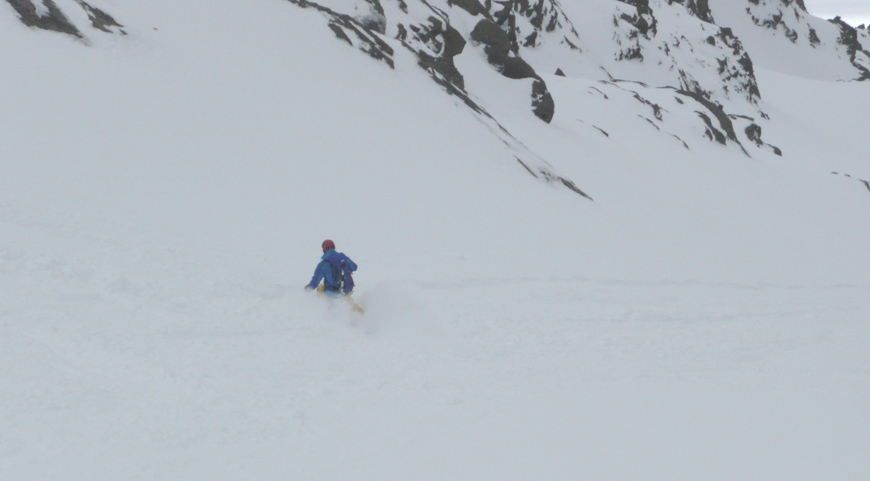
[304,285,314,292]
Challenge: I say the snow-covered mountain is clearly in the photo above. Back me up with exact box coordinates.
[278,0,870,166]
[3,1,870,480]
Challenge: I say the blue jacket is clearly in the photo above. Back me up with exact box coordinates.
[308,249,357,293]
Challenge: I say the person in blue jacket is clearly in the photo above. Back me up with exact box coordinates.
[306,239,357,296]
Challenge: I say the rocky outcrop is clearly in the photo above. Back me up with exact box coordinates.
[609,1,761,108]
[5,0,82,38]
[670,0,715,24]
[283,0,588,197]
[289,0,395,68]
[493,0,582,50]
[78,1,124,34]
[283,0,791,166]
[713,27,761,101]
[469,17,554,122]
[744,0,805,43]
[5,0,125,39]
[400,17,467,88]
[829,17,870,80]
[290,0,560,124]
[709,0,870,80]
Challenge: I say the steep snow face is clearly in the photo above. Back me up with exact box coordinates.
[286,0,781,184]
[557,0,761,110]
[284,0,595,197]
[707,0,870,80]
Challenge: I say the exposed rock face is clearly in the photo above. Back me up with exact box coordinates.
[470,17,555,122]
[290,0,560,126]
[448,0,487,17]
[78,1,124,33]
[608,1,761,107]
[707,0,870,81]
[280,0,799,178]
[744,0,806,43]
[5,0,125,39]
[5,0,82,37]
[402,18,467,88]
[471,18,513,65]
[289,0,395,68]
[283,0,580,195]
[673,0,715,24]
[830,17,870,80]
[715,27,761,100]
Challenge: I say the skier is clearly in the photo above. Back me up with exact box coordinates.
[305,239,358,297]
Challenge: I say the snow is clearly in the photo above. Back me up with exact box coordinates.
[2,0,869,479]
[32,0,48,18]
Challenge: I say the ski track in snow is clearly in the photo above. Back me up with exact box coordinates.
[2,0,870,479]
[2,239,869,479]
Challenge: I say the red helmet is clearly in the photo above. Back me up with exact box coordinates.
[321,239,335,252]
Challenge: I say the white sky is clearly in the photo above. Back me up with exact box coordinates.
[805,0,870,26]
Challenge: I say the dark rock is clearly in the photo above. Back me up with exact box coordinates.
[471,19,511,65]
[640,116,661,131]
[398,17,467,89]
[697,112,727,144]
[619,13,652,38]
[617,0,656,37]
[328,23,353,45]
[532,79,555,123]
[669,0,714,24]
[619,0,651,16]
[471,18,555,123]
[669,133,690,150]
[78,1,125,34]
[632,91,663,120]
[289,0,395,69]
[830,17,870,80]
[518,157,593,200]
[678,89,737,141]
[809,28,821,46]
[502,56,537,79]
[417,51,466,90]
[692,0,713,23]
[745,123,763,145]
[5,0,82,38]
[523,31,538,47]
[448,0,487,16]
[594,126,610,137]
[558,176,594,200]
[555,68,566,77]
[442,23,467,57]
[717,28,761,101]
[516,157,539,178]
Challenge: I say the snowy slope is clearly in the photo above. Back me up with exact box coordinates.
[708,0,870,80]
[2,0,870,480]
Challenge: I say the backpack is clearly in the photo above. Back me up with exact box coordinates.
[325,253,355,295]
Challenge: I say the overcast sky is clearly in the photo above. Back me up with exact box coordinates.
[805,0,870,26]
